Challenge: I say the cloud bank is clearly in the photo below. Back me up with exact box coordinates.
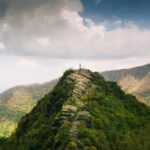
[0,0,149,60]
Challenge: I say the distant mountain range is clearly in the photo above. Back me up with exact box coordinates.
[0,80,57,137]
[1,68,150,150]
[102,63,150,106]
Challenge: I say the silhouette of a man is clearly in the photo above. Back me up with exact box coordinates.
[79,63,81,69]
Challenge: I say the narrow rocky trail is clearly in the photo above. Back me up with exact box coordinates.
[64,69,93,150]
[52,69,93,150]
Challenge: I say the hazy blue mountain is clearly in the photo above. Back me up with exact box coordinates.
[102,63,150,81]
[102,63,150,105]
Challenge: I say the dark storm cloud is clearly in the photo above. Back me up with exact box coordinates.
[0,0,82,18]
[0,0,8,18]
[0,0,58,12]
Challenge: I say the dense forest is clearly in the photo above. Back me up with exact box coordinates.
[0,69,150,150]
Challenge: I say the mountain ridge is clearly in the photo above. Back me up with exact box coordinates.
[0,63,149,138]
[1,68,150,150]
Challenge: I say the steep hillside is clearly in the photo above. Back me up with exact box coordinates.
[0,80,57,137]
[0,69,150,150]
[102,63,150,105]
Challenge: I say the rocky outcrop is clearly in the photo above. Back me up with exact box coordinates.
[67,70,92,149]
[52,69,93,150]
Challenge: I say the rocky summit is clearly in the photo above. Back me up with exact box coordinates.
[0,69,150,150]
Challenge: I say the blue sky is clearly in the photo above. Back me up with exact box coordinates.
[82,0,150,28]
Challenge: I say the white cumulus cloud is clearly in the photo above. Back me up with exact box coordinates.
[0,0,149,60]
[0,42,5,49]
[16,58,38,69]
[36,37,51,47]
